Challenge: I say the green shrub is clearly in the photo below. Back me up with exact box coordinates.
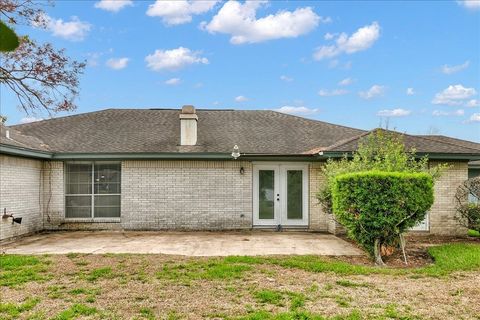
[455,177,480,233]
[332,171,434,261]
[317,130,446,215]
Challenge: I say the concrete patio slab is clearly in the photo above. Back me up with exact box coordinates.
[0,231,364,256]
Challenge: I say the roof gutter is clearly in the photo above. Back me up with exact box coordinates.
[52,152,233,160]
[2,143,478,162]
[0,144,53,159]
[317,151,480,161]
[0,144,235,160]
[239,153,317,161]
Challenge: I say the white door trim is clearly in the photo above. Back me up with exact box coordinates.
[253,163,309,227]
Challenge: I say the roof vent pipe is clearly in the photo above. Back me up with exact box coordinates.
[5,129,10,139]
[179,105,198,146]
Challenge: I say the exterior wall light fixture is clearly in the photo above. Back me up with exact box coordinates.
[231,145,240,159]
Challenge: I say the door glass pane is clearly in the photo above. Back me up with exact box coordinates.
[259,170,275,219]
[287,170,303,220]
[65,196,91,218]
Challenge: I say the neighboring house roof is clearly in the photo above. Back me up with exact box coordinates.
[6,109,365,154]
[418,135,480,151]
[1,108,479,160]
[0,124,50,152]
[318,128,480,155]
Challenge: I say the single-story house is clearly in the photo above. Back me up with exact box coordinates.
[1,106,479,241]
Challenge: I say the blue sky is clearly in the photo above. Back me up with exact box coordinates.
[1,0,479,142]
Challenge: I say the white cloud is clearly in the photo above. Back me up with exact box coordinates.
[145,47,209,71]
[19,116,43,124]
[41,15,91,41]
[201,1,323,44]
[457,1,480,10]
[377,108,411,117]
[313,22,380,60]
[94,0,133,12]
[324,32,336,40]
[280,75,293,82]
[165,78,181,85]
[466,99,480,107]
[106,57,129,70]
[469,113,480,122]
[85,48,113,67]
[274,106,319,115]
[86,52,102,67]
[432,84,477,105]
[318,89,348,96]
[235,95,249,102]
[359,85,385,99]
[147,0,219,25]
[441,60,470,74]
[338,78,353,86]
[406,88,415,96]
[432,109,465,116]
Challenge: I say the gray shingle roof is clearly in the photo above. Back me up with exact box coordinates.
[321,129,480,155]
[418,135,480,151]
[3,109,480,157]
[8,109,365,154]
[0,124,50,152]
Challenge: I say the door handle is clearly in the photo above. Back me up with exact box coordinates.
[276,194,280,201]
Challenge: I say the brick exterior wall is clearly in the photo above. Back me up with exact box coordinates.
[0,155,43,240]
[308,163,328,231]
[311,160,469,235]
[121,160,252,230]
[0,156,470,240]
[428,161,468,235]
[41,161,124,231]
[42,161,65,230]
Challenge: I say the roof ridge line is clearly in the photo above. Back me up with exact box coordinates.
[10,109,114,128]
[323,130,373,151]
[267,110,366,132]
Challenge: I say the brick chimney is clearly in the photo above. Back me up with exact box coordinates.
[179,105,198,146]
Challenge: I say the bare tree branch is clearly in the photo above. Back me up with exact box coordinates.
[0,0,85,115]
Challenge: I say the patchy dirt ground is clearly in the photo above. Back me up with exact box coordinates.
[338,234,480,268]
[1,236,479,320]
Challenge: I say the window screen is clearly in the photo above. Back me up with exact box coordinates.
[65,162,121,218]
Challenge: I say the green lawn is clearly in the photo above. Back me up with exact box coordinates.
[468,229,480,238]
[1,243,479,319]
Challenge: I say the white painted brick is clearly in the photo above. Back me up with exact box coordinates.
[0,156,469,240]
[0,155,43,240]
[121,160,252,230]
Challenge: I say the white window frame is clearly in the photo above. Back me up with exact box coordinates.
[64,161,121,222]
[410,212,429,231]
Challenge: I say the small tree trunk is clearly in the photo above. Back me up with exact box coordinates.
[374,238,385,266]
[399,233,408,265]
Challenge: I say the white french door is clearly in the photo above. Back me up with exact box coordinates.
[253,164,309,227]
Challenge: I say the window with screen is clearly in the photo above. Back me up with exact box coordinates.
[65,162,121,218]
